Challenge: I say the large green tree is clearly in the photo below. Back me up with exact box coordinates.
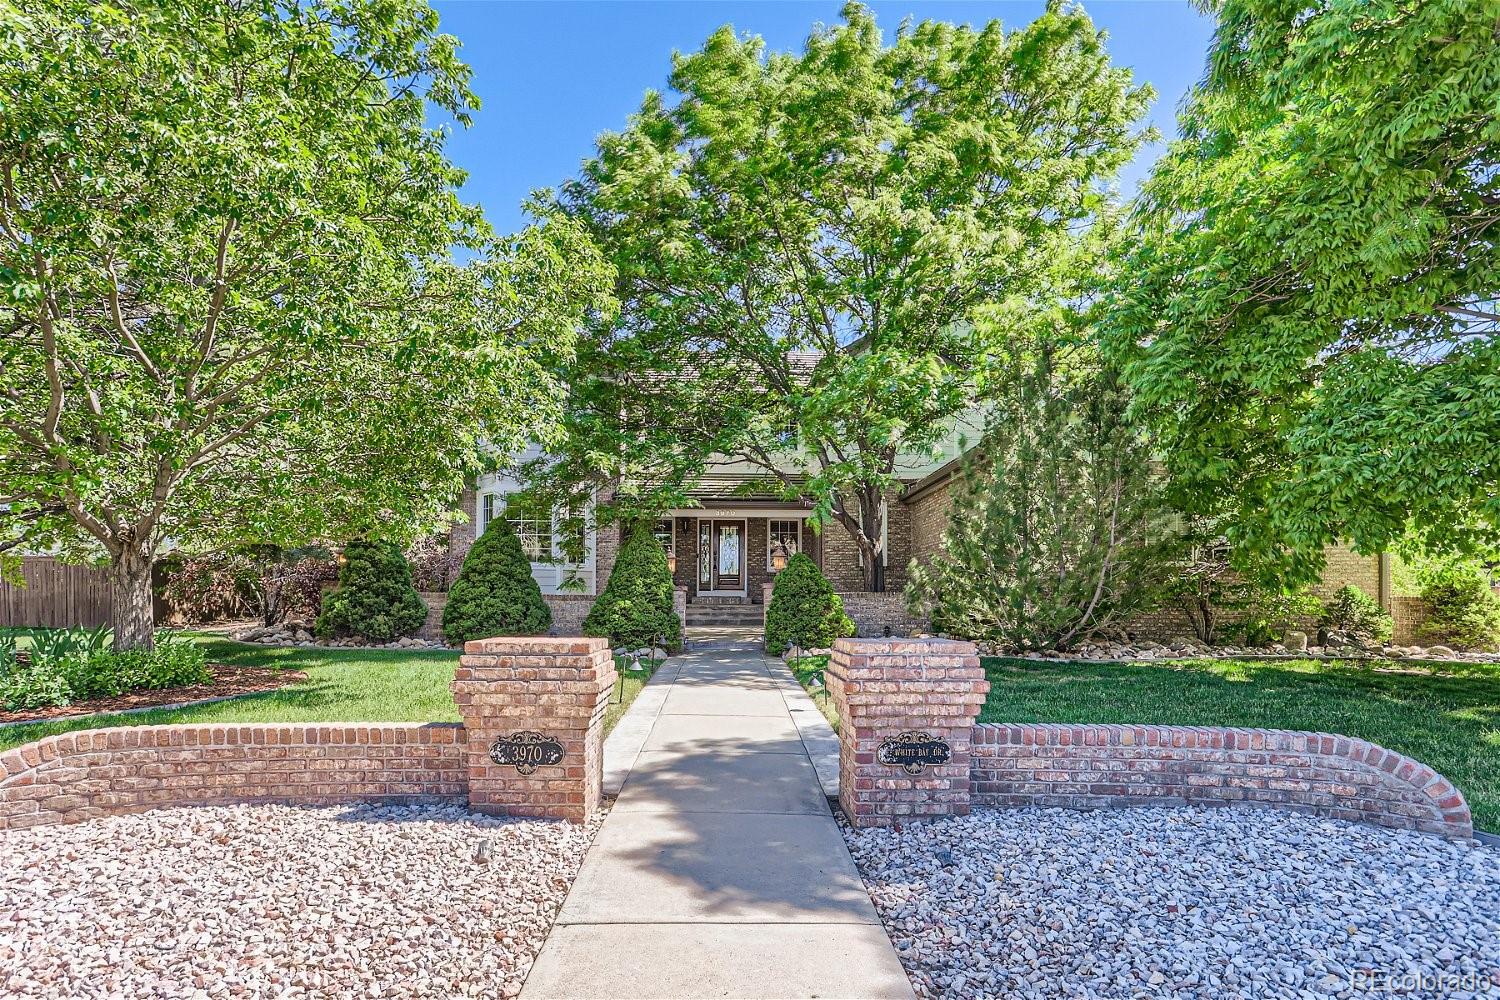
[0,0,609,649]
[1106,0,1500,583]
[536,1,1152,590]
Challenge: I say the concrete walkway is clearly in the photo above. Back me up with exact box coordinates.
[521,629,915,1000]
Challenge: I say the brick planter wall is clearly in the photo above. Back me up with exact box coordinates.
[0,723,466,831]
[970,724,1472,840]
[826,637,988,827]
[836,592,929,638]
[417,591,447,641]
[543,595,593,636]
[452,636,616,823]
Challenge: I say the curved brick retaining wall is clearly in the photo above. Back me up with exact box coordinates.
[0,723,466,831]
[971,723,1472,840]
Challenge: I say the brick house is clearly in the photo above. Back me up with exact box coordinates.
[446,431,1396,639]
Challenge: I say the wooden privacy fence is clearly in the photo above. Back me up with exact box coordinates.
[0,557,112,628]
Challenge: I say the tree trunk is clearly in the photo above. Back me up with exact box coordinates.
[862,495,887,593]
[110,548,156,652]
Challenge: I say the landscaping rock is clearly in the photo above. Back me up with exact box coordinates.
[0,802,600,999]
[1284,630,1308,651]
[845,805,1500,1000]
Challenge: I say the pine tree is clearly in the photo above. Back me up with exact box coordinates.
[443,517,551,645]
[1319,584,1392,645]
[764,553,855,656]
[908,343,1181,651]
[583,523,683,653]
[315,540,427,642]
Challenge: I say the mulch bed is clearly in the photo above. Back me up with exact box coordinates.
[0,664,307,725]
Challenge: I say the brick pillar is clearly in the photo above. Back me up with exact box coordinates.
[452,637,617,823]
[826,637,988,828]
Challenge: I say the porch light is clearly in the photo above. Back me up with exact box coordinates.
[667,553,677,575]
[771,542,789,573]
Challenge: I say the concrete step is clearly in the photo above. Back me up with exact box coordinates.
[686,610,764,626]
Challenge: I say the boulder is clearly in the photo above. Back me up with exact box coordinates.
[1284,630,1308,652]
[1426,645,1455,658]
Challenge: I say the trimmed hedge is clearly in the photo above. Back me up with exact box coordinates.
[315,540,427,643]
[583,522,682,653]
[443,517,551,644]
[764,552,854,656]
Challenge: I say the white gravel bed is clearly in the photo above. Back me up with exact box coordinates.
[844,806,1500,1000]
[0,803,600,999]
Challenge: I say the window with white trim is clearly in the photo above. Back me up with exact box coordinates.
[653,518,675,556]
[503,495,554,562]
[767,519,801,570]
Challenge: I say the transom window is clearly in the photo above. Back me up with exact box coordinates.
[767,519,801,569]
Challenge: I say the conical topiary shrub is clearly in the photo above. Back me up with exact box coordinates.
[443,516,551,644]
[764,552,854,656]
[315,540,428,642]
[583,522,683,653]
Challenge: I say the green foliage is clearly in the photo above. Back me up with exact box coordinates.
[764,554,855,657]
[1,627,210,711]
[908,336,1181,652]
[1420,564,1500,652]
[1221,588,1324,648]
[1320,585,1393,645]
[583,524,682,653]
[442,518,552,645]
[316,541,428,643]
[1106,0,1500,583]
[539,1,1153,589]
[0,0,611,649]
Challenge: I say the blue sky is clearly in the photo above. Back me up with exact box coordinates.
[431,1,1217,235]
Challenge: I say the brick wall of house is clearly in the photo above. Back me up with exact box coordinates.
[1392,596,1433,646]
[745,519,770,602]
[0,723,467,831]
[673,517,697,593]
[906,479,954,568]
[446,484,478,587]
[1127,543,1388,643]
[1313,544,1384,602]
[970,723,1472,840]
[821,502,912,593]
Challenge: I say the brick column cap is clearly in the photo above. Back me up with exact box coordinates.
[833,637,976,655]
[464,636,611,656]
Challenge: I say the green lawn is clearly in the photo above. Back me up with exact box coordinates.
[788,654,837,729]
[0,634,654,751]
[605,657,662,735]
[981,656,1500,832]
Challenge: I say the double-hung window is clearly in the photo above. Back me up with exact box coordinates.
[767,519,801,569]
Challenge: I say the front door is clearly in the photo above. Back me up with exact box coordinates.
[710,519,745,593]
